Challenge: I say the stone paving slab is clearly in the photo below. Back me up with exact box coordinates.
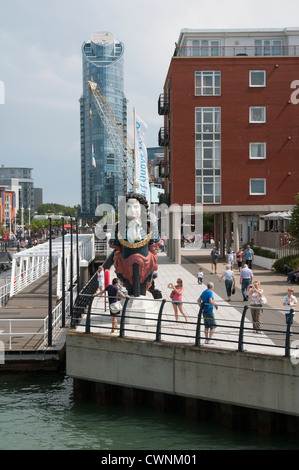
[80,250,293,356]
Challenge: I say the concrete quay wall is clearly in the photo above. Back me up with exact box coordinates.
[66,330,299,421]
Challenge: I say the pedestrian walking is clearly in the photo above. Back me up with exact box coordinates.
[244,245,254,269]
[105,278,129,333]
[197,268,204,284]
[226,247,236,269]
[168,278,188,323]
[240,264,253,301]
[198,282,218,344]
[246,280,264,333]
[210,246,219,274]
[236,247,244,272]
[283,288,297,333]
[219,265,235,301]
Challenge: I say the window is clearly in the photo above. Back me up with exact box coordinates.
[250,179,266,195]
[250,71,266,87]
[250,143,266,159]
[186,40,220,57]
[195,107,221,203]
[254,39,282,56]
[195,71,221,96]
[250,107,266,123]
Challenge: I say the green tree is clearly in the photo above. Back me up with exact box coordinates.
[287,193,299,239]
[37,203,80,218]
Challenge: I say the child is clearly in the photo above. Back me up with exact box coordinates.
[197,268,203,284]
[283,288,297,332]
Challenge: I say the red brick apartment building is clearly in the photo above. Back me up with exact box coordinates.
[0,188,16,236]
[158,28,299,252]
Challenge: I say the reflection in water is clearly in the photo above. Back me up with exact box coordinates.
[0,372,298,450]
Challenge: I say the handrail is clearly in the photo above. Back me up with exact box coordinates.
[0,284,77,350]
[83,296,298,359]
[238,305,248,352]
[174,44,299,57]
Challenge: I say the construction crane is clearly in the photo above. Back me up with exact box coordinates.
[88,79,134,188]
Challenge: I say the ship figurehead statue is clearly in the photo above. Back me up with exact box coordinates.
[109,191,161,298]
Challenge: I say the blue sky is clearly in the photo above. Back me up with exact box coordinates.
[0,0,298,206]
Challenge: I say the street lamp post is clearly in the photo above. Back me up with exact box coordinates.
[61,217,66,328]
[33,214,53,346]
[33,214,79,345]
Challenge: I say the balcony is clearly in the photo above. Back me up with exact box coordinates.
[158,161,170,178]
[158,128,170,147]
[158,94,170,115]
[174,44,299,57]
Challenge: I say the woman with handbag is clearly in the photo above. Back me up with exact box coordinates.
[246,281,264,333]
[168,278,188,323]
[219,265,235,301]
[105,278,129,333]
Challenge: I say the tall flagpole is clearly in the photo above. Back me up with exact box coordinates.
[133,107,138,192]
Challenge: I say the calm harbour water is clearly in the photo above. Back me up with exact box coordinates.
[0,370,298,451]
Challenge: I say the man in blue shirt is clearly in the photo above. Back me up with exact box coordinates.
[244,245,254,269]
[198,282,218,344]
[240,264,253,301]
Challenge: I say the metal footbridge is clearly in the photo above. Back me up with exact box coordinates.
[10,234,95,299]
[0,233,95,361]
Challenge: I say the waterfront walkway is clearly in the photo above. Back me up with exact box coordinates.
[84,246,298,356]
[0,268,61,351]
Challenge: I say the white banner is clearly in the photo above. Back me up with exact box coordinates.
[92,144,96,167]
[135,114,150,204]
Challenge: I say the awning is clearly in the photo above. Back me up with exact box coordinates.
[260,211,292,220]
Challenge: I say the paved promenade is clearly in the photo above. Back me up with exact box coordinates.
[87,245,298,356]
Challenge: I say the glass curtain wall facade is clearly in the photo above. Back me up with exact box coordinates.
[80,31,127,214]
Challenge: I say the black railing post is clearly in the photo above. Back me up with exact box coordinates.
[61,217,65,328]
[156,299,166,342]
[85,296,93,334]
[120,297,129,338]
[285,308,294,358]
[238,305,248,352]
[195,304,203,347]
[70,221,73,318]
[48,217,53,347]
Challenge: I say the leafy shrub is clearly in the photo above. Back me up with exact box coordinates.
[273,255,299,273]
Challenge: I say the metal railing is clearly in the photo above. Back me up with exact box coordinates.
[81,296,298,359]
[174,44,299,57]
[0,280,11,307]
[0,284,77,350]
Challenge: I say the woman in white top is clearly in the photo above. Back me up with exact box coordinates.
[97,266,105,294]
[219,265,235,301]
[283,287,297,333]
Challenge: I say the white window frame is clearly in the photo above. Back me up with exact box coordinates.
[186,40,220,57]
[254,39,282,56]
[250,107,266,123]
[249,143,266,159]
[249,178,266,195]
[195,107,221,204]
[249,70,266,87]
[195,71,221,96]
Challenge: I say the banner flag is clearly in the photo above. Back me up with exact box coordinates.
[135,114,150,204]
[92,144,96,168]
